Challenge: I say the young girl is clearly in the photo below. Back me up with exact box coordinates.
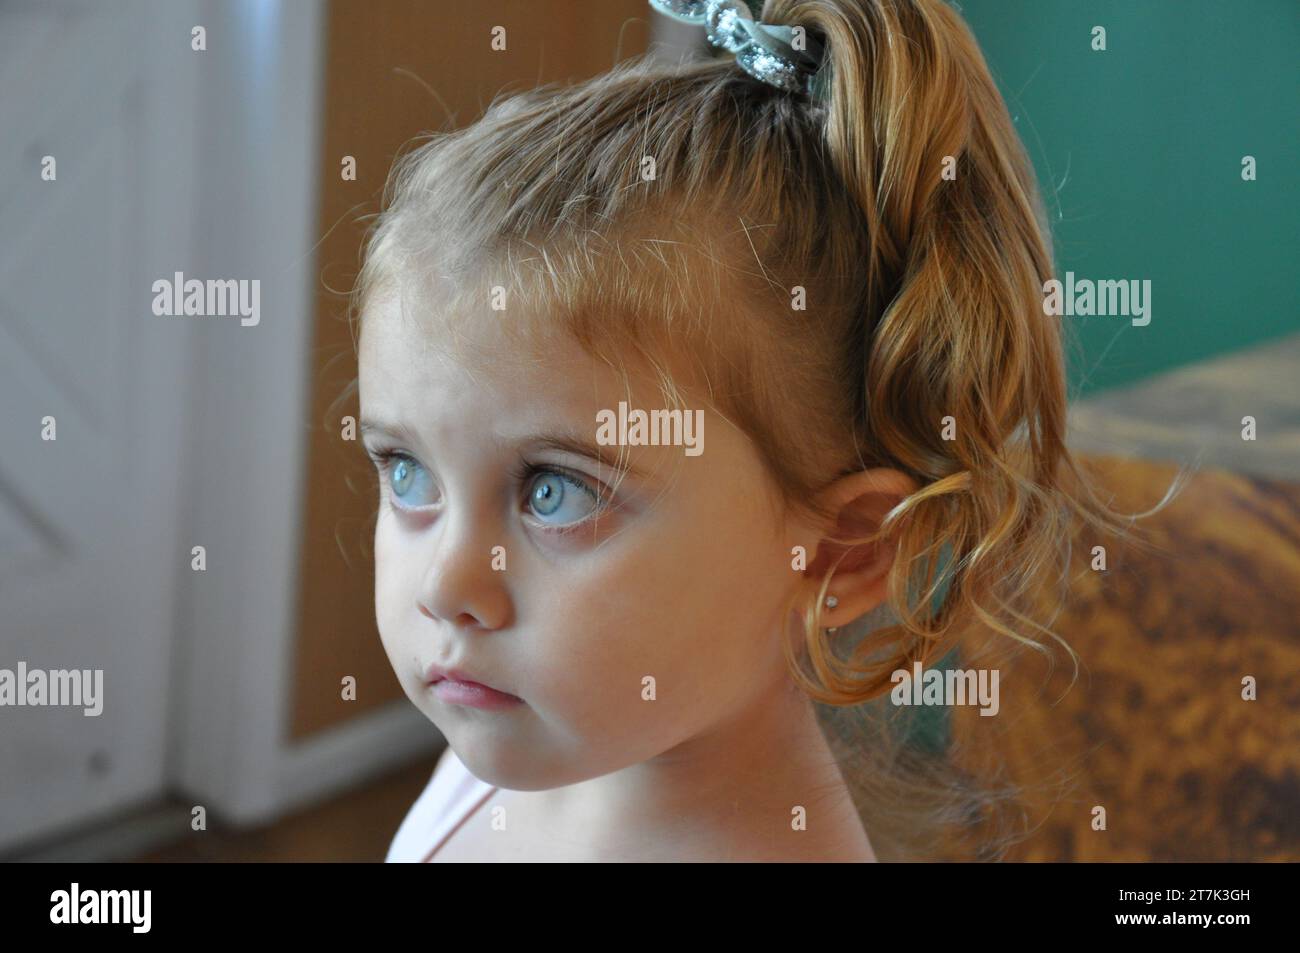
[360,0,1136,862]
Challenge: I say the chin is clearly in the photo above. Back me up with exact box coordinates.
[455,742,578,791]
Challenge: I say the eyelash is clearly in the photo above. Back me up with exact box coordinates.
[365,448,609,530]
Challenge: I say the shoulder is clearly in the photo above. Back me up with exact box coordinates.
[384,744,494,862]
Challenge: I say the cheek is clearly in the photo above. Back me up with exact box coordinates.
[522,571,642,700]
[372,513,417,658]
[519,537,757,748]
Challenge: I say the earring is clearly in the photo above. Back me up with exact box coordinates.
[825,595,838,610]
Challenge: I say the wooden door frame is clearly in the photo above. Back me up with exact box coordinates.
[169,0,437,828]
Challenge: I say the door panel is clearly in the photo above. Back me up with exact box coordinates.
[0,0,193,851]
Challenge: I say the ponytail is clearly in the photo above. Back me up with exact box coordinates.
[765,0,1137,675]
[760,0,1173,859]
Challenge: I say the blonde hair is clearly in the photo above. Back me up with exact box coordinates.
[352,0,1171,860]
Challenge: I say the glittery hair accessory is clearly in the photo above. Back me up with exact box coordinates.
[648,0,829,100]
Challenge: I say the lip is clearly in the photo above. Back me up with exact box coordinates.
[424,663,523,710]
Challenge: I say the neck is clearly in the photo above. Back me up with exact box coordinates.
[530,668,873,861]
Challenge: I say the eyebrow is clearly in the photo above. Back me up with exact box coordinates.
[522,431,652,479]
[359,417,421,444]
[358,418,652,479]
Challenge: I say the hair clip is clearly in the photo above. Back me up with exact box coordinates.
[648,0,829,100]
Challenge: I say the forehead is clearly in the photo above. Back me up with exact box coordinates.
[358,281,656,439]
[355,272,781,518]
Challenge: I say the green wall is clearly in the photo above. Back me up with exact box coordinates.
[957,0,1298,395]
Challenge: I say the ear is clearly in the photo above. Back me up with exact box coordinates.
[801,468,918,628]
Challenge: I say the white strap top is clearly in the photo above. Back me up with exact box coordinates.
[386,746,498,862]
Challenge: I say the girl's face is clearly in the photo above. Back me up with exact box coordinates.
[358,286,815,791]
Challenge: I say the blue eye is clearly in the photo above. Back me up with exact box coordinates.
[376,452,438,507]
[392,458,414,494]
[368,449,603,527]
[526,469,599,526]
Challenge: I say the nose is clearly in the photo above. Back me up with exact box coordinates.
[416,506,511,631]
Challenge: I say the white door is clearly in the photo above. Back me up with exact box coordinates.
[0,0,199,851]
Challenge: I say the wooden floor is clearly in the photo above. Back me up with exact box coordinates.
[987,456,1299,861]
[133,754,441,862]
